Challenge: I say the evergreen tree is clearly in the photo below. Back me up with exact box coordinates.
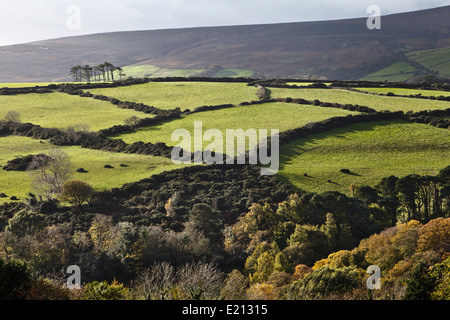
[403,261,436,300]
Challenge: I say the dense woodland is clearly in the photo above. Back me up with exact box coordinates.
[0,78,449,300]
[1,164,449,300]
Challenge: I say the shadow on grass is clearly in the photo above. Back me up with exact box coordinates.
[108,116,186,143]
[278,119,406,172]
[343,171,361,177]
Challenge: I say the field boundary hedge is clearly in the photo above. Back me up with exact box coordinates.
[345,87,450,101]
[403,108,450,129]
[0,79,447,169]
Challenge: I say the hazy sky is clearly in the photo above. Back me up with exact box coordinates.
[0,0,449,46]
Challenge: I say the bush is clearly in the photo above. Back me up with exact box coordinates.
[3,110,21,123]
[2,154,51,171]
[61,179,95,207]
[5,210,47,236]
[0,258,31,300]
[124,116,140,126]
[287,266,361,299]
[82,280,129,300]
[403,261,437,300]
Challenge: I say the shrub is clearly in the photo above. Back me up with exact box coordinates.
[82,280,129,300]
[287,266,362,299]
[403,261,437,300]
[0,258,31,300]
[124,116,140,126]
[2,154,51,172]
[3,110,21,123]
[5,210,47,237]
[61,179,95,207]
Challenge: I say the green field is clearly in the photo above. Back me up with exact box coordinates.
[358,61,417,82]
[0,83,61,88]
[278,120,450,195]
[88,81,261,111]
[356,87,450,97]
[117,65,254,79]
[0,135,179,202]
[213,69,254,78]
[111,103,359,152]
[0,92,148,131]
[114,65,203,79]
[270,88,450,112]
[287,82,332,86]
[1,80,449,204]
[406,47,450,77]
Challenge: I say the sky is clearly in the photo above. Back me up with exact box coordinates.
[0,0,449,46]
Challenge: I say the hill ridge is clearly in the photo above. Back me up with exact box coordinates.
[1,5,450,82]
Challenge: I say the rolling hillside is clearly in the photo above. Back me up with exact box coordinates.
[1,6,450,82]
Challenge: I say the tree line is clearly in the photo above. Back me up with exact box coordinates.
[69,62,126,83]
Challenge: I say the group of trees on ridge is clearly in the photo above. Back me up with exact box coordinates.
[69,62,126,83]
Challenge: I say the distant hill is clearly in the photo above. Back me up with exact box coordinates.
[1,5,450,82]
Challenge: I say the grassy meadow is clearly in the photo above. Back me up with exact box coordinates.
[356,87,450,97]
[277,120,450,195]
[0,135,180,202]
[0,92,149,131]
[357,61,417,82]
[0,80,448,204]
[406,47,450,77]
[111,103,360,152]
[116,65,203,79]
[88,81,260,111]
[0,83,61,88]
[116,65,254,79]
[286,82,332,86]
[270,87,450,112]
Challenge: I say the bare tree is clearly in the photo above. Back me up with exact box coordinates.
[29,149,73,200]
[3,110,21,123]
[176,261,224,300]
[134,262,176,300]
